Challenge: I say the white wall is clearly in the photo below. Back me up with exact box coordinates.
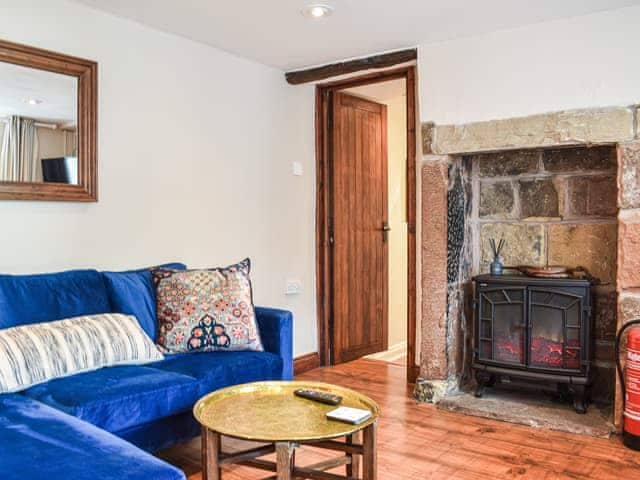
[386,96,408,348]
[418,5,640,125]
[263,82,317,355]
[0,0,317,356]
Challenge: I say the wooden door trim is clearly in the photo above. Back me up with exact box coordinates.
[315,66,418,383]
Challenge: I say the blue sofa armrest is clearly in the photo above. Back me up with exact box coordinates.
[255,306,293,380]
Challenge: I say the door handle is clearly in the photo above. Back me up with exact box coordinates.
[381,222,391,243]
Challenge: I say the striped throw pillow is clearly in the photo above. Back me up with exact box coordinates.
[0,313,164,393]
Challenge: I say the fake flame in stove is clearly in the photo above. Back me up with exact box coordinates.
[496,334,580,369]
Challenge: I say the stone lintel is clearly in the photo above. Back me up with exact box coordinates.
[422,122,435,155]
[427,106,634,155]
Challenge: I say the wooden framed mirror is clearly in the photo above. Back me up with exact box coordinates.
[0,39,97,201]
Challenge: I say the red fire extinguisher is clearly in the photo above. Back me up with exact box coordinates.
[616,320,640,450]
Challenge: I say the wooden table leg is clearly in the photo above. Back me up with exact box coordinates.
[346,432,360,478]
[202,427,221,480]
[275,442,296,480]
[362,423,377,480]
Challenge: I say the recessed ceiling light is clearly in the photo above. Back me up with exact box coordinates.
[24,98,42,105]
[302,4,334,19]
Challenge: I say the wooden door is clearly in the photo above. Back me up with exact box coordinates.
[330,92,388,364]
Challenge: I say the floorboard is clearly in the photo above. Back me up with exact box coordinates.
[157,358,640,479]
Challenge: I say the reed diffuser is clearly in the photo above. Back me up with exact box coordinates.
[489,237,505,276]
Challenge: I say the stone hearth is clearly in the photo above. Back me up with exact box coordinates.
[438,388,613,438]
[417,104,640,433]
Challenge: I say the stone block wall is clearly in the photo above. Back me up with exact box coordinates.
[465,145,619,402]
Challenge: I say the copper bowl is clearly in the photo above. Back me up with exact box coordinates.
[518,265,569,278]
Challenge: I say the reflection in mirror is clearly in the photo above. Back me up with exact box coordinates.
[0,61,78,185]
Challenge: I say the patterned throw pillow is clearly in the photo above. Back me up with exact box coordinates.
[152,259,263,354]
[0,313,164,393]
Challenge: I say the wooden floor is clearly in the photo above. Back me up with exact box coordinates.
[158,358,640,479]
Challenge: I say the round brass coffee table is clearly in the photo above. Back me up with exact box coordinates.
[194,381,380,480]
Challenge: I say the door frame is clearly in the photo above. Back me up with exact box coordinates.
[315,66,418,383]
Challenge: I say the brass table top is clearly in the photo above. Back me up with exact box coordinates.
[193,381,380,442]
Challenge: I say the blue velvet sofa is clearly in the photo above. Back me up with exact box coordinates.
[0,265,293,480]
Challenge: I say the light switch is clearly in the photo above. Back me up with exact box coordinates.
[285,279,302,295]
[292,162,303,176]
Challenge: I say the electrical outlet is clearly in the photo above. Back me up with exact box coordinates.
[285,279,302,295]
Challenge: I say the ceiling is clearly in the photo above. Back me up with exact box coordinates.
[0,62,76,124]
[74,0,640,71]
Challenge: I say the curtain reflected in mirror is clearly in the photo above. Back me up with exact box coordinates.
[0,61,78,185]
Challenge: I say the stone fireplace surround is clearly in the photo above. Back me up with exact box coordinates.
[416,105,640,431]
[462,146,618,402]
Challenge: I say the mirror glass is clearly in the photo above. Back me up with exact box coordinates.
[0,61,78,185]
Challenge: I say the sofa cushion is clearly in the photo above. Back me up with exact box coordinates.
[0,393,184,480]
[0,313,164,393]
[0,269,111,329]
[152,259,263,353]
[151,351,283,396]
[102,263,186,341]
[21,365,200,433]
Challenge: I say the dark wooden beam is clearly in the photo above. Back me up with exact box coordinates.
[285,49,417,85]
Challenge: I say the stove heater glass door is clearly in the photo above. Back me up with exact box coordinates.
[478,287,526,365]
[529,289,582,370]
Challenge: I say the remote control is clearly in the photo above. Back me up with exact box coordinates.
[294,389,342,405]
